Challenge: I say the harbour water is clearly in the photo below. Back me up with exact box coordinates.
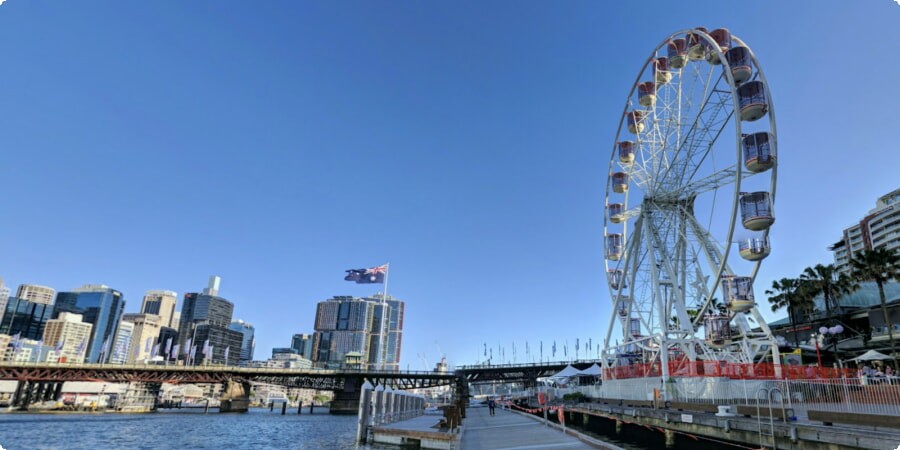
[0,406,752,450]
[0,408,397,450]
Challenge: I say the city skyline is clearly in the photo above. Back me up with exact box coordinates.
[2,1,900,368]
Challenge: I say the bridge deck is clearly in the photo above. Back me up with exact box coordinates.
[460,406,605,450]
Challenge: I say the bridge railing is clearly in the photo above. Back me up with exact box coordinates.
[456,359,602,371]
[0,361,454,378]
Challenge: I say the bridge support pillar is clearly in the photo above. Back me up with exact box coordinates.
[19,381,35,410]
[12,380,25,408]
[331,375,363,415]
[219,380,251,413]
[53,382,63,402]
[456,377,468,419]
[665,428,676,448]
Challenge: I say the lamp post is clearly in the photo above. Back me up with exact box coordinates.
[819,325,844,369]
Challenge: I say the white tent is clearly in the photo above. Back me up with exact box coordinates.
[550,364,582,378]
[579,363,602,376]
[847,350,893,362]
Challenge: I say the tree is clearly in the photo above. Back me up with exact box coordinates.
[766,277,814,348]
[850,248,900,370]
[800,263,857,319]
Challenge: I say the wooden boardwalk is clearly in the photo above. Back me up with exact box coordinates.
[460,406,614,450]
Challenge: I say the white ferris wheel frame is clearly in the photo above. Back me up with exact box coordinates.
[601,29,780,379]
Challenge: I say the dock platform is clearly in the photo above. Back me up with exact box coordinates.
[371,414,458,449]
[460,406,617,450]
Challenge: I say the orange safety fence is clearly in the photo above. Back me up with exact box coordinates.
[603,361,855,380]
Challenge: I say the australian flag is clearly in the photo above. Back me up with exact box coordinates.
[344,264,388,284]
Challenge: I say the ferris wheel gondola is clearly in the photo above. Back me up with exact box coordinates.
[602,28,780,379]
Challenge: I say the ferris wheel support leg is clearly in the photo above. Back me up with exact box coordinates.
[643,217,671,388]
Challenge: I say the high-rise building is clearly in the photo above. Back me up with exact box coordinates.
[140,290,178,329]
[42,312,93,363]
[109,320,134,364]
[15,284,56,305]
[158,327,178,361]
[291,333,313,360]
[171,311,181,332]
[53,285,126,363]
[0,297,54,341]
[0,278,9,325]
[194,324,243,366]
[311,295,405,369]
[177,293,234,352]
[229,320,255,362]
[203,276,221,296]
[831,188,900,272]
[177,277,240,365]
[368,294,405,371]
[123,313,162,363]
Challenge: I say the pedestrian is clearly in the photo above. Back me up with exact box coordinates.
[487,398,496,416]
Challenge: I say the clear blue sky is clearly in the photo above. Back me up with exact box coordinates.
[1,1,898,369]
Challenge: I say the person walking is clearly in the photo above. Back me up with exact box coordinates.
[487,398,496,416]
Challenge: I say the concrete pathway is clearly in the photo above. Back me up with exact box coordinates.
[460,407,599,450]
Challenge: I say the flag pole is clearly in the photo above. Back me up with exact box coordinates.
[380,262,390,371]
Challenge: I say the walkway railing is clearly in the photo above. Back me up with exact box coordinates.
[557,376,900,419]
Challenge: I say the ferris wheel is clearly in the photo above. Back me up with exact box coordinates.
[602,28,779,377]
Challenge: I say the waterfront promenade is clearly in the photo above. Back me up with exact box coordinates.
[461,406,616,450]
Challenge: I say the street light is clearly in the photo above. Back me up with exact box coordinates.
[817,325,844,368]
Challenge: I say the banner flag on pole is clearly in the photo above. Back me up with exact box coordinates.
[165,337,173,355]
[54,340,65,353]
[172,344,180,360]
[224,346,230,364]
[344,264,388,284]
[145,337,152,353]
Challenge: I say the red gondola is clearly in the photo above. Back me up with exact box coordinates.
[685,27,709,61]
[618,141,635,164]
[654,57,672,85]
[612,172,629,193]
[741,132,776,172]
[737,81,768,121]
[726,46,752,84]
[739,191,774,231]
[638,81,656,107]
[626,110,645,134]
[705,28,731,65]
[608,203,625,223]
[667,38,687,69]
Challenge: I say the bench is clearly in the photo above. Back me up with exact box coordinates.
[807,410,900,429]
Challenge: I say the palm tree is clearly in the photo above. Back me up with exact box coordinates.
[850,248,900,370]
[801,264,857,320]
[766,277,814,348]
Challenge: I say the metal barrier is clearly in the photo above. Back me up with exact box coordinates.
[570,376,900,419]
